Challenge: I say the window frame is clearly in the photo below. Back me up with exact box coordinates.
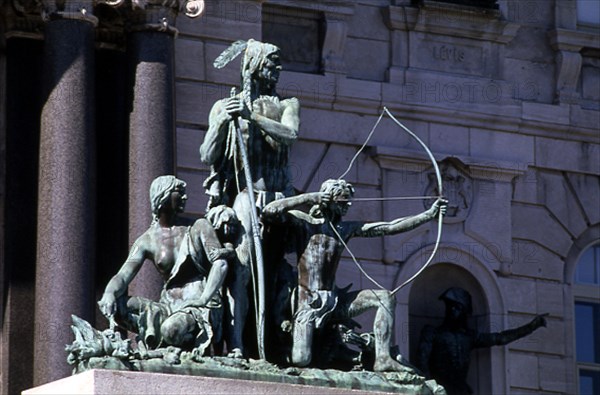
[574,243,600,395]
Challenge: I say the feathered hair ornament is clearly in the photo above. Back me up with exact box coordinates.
[213,39,281,109]
[213,40,248,69]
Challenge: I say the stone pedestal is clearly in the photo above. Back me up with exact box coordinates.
[34,13,96,386]
[22,370,397,395]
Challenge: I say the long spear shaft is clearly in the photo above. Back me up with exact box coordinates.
[232,109,266,360]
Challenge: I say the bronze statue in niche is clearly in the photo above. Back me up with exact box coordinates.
[416,287,547,395]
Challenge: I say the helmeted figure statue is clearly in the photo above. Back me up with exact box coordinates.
[97,176,235,355]
[416,287,547,395]
[199,39,300,358]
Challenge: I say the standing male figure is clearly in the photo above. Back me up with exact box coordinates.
[199,39,300,358]
[262,179,447,372]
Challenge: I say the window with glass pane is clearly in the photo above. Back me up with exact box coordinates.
[580,370,600,395]
[576,244,600,285]
[575,243,600,395]
[575,302,600,364]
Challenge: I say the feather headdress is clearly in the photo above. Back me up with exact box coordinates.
[213,40,248,69]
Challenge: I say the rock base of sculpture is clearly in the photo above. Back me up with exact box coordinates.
[24,358,445,395]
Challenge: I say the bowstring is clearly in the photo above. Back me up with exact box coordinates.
[338,110,385,180]
[390,209,443,295]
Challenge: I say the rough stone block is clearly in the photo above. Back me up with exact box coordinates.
[536,281,565,317]
[288,140,329,191]
[469,128,534,164]
[299,107,377,145]
[337,76,382,101]
[465,181,512,268]
[511,204,572,258]
[367,117,428,152]
[539,355,567,393]
[505,0,554,27]
[581,63,600,102]
[535,136,600,175]
[301,144,356,191]
[536,171,588,239]
[570,104,600,130]
[511,169,538,204]
[503,58,555,104]
[508,352,539,390]
[175,39,205,81]
[349,4,389,41]
[505,26,555,63]
[510,240,564,282]
[277,72,336,109]
[344,38,389,82]
[522,102,570,125]
[498,277,537,314]
[429,123,469,156]
[176,81,231,126]
[567,173,600,226]
[177,128,206,170]
[356,154,381,186]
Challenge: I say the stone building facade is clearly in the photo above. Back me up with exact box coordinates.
[1,0,598,394]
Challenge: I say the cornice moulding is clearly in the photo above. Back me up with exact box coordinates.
[549,28,600,52]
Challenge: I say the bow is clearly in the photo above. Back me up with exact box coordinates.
[383,108,443,295]
[336,107,444,296]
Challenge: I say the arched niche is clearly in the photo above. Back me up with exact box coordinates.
[395,243,507,395]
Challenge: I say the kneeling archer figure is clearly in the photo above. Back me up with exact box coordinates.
[262,179,447,372]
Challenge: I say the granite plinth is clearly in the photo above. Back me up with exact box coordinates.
[23,369,399,394]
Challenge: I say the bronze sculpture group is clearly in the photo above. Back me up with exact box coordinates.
[67,39,546,393]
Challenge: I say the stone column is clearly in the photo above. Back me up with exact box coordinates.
[126,3,178,301]
[34,1,97,386]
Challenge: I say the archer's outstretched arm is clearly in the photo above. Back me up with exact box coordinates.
[352,198,447,238]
